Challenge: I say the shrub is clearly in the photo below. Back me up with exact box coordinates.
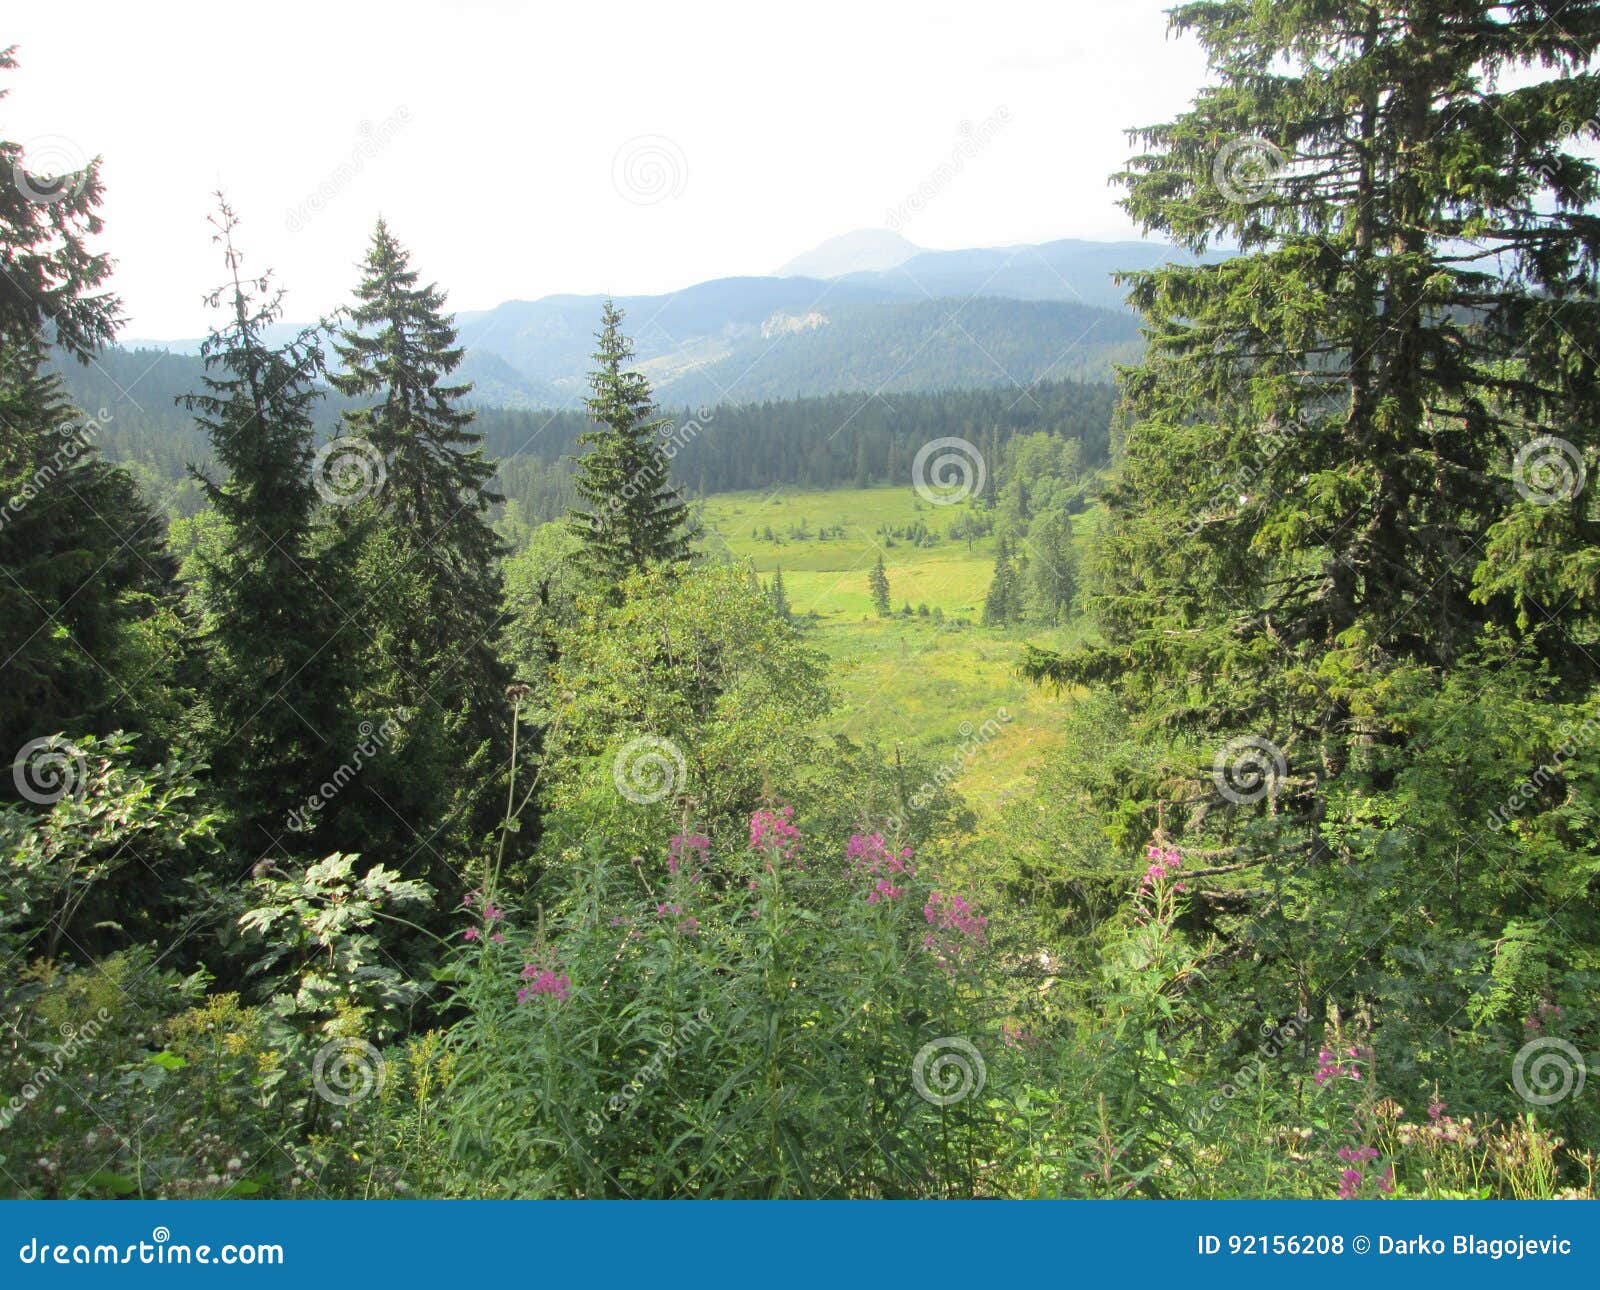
[437,809,1006,1197]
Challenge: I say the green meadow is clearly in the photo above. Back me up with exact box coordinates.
[696,484,1092,818]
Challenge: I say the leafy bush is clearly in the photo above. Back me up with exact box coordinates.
[437,810,1005,1197]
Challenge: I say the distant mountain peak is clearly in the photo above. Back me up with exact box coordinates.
[776,229,921,279]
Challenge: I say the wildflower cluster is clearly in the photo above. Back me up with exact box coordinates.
[749,806,802,867]
[518,950,572,1003]
[461,890,506,944]
[923,891,987,968]
[1314,1045,1367,1087]
[846,832,915,903]
[1335,1144,1393,1198]
[1393,1098,1481,1149]
[655,900,699,936]
[667,832,709,879]
[1140,843,1184,892]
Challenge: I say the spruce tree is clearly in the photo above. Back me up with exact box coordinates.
[1024,0,1600,1042]
[181,200,357,846]
[568,300,692,586]
[868,553,891,617]
[769,567,793,622]
[331,220,511,860]
[982,536,1017,626]
[0,49,179,766]
[1028,510,1077,624]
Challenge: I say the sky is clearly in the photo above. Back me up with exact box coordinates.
[4,0,1212,338]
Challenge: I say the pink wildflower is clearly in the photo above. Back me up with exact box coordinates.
[1139,844,1183,890]
[463,927,479,942]
[749,806,802,866]
[517,965,572,1002]
[866,878,905,904]
[667,832,711,876]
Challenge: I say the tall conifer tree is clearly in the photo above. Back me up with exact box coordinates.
[869,553,891,617]
[182,201,360,847]
[1024,0,1600,1041]
[568,300,692,586]
[331,221,511,866]
[0,48,178,766]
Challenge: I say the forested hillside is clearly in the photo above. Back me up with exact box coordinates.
[53,345,1117,522]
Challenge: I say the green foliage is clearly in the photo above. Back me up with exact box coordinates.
[567,300,693,587]
[438,817,1002,1197]
[0,733,218,962]
[181,201,360,841]
[868,553,890,617]
[534,564,831,862]
[237,853,434,1043]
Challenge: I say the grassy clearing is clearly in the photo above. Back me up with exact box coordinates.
[696,484,1090,820]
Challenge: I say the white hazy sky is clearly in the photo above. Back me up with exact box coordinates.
[5,0,1211,337]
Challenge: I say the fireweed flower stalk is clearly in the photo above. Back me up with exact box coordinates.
[749,806,802,868]
[847,832,915,903]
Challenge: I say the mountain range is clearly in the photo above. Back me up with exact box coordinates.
[124,231,1197,408]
